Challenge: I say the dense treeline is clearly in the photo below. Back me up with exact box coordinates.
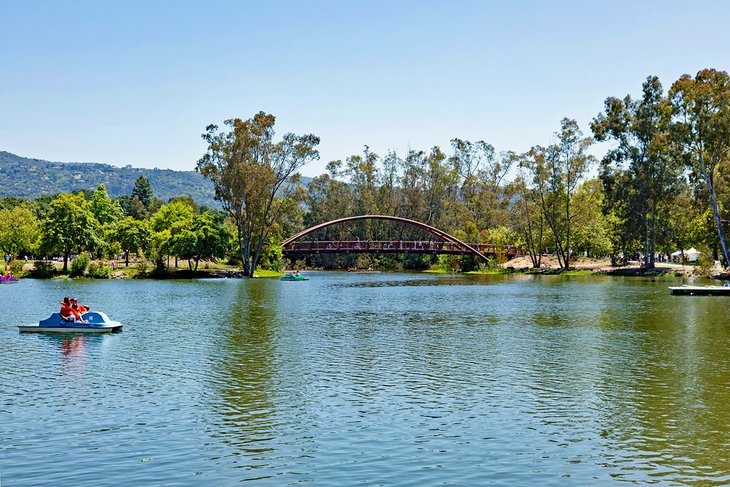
[292,68,730,272]
[2,68,729,276]
[0,177,236,277]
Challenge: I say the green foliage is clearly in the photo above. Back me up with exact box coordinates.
[88,261,112,279]
[694,247,717,278]
[41,193,100,272]
[135,260,150,277]
[169,211,230,271]
[0,151,216,206]
[8,259,25,276]
[132,176,154,208]
[197,112,319,277]
[30,260,55,278]
[591,75,678,268]
[670,68,730,266]
[91,184,123,225]
[70,253,91,277]
[0,203,41,258]
[114,217,152,265]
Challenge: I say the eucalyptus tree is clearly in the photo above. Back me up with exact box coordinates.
[522,119,594,269]
[378,150,403,217]
[197,112,319,277]
[448,139,515,230]
[591,76,678,268]
[423,146,458,229]
[304,173,354,238]
[570,178,614,258]
[398,149,428,223]
[670,68,730,266]
[512,172,544,268]
[344,146,381,239]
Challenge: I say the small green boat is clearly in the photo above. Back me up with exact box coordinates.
[281,272,309,281]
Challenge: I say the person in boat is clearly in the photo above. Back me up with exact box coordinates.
[60,297,83,322]
[71,297,89,314]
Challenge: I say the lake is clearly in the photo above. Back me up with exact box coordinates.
[2,272,729,485]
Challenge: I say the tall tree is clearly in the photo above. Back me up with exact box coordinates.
[132,175,154,209]
[169,211,230,271]
[523,119,593,269]
[670,68,730,266]
[512,173,544,268]
[0,204,40,264]
[114,217,152,266]
[91,184,123,226]
[592,76,678,268]
[41,193,99,272]
[150,200,195,269]
[197,112,319,277]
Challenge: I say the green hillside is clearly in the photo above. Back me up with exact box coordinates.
[0,151,217,206]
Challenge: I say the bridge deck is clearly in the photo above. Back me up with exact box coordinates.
[283,240,521,257]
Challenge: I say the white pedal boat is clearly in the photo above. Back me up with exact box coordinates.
[19,311,123,333]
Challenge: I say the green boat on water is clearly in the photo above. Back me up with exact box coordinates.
[281,272,309,281]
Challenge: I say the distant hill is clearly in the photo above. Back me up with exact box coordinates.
[0,151,217,206]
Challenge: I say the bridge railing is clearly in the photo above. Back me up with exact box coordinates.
[283,240,521,256]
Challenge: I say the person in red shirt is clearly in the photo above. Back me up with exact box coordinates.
[71,298,89,316]
[60,297,83,322]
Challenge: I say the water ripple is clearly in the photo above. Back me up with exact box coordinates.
[1,275,729,485]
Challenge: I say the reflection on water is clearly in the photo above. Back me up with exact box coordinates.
[212,280,279,478]
[60,336,88,377]
[1,274,730,485]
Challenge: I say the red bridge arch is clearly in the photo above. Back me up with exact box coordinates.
[282,215,494,262]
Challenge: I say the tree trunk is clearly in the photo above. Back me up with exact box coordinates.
[243,234,252,277]
[63,252,70,273]
[700,153,730,267]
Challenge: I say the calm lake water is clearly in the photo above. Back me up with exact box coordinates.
[2,272,730,486]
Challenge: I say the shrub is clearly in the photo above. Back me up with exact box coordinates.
[30,260,55,278]
[88,261,111,279]
[694,251,717,278]
[8,259,25,276]
[70,253,91,277]
[136,260,150,277]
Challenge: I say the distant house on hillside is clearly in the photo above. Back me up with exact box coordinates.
[73,172,82,181]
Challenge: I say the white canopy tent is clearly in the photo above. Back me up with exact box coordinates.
[671,247,701,262]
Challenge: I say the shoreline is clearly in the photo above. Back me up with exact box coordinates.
[8,257,728,281]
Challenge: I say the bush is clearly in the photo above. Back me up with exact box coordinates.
[88,261,111,279]
[694,251,717,278]
[136,260,150,277]
[8,259,25,276]
[70,253,91,277]
[30,260,55,278]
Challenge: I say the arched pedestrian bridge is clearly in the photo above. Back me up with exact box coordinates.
[282,215,522,263]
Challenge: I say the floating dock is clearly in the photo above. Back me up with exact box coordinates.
[668,285,730,296]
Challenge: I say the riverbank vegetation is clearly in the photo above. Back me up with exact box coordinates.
[1,68,729,278]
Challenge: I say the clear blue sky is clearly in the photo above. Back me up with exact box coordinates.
[1,0,728,177]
